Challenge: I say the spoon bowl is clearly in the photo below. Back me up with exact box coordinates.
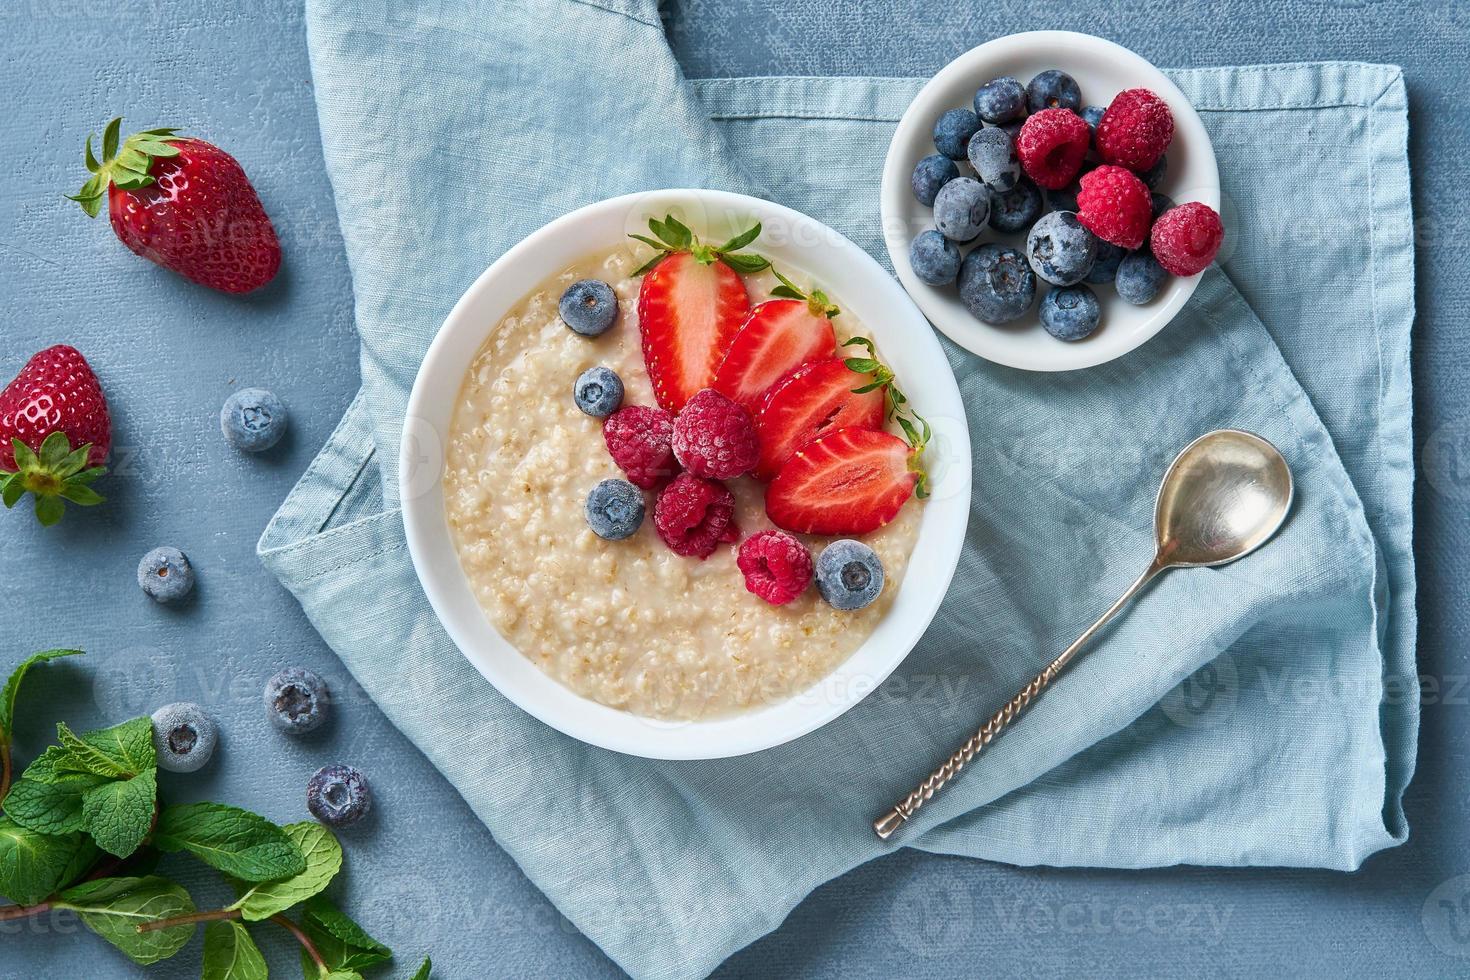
[1154,430,1294,569]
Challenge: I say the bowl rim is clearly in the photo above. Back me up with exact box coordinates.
[400,188,973,760]
[879,29,1221,372]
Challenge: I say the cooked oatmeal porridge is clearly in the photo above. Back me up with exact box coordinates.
[442,246,922,720]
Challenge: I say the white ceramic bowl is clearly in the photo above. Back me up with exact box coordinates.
[401,189,972,760]
[880,30,1220,372]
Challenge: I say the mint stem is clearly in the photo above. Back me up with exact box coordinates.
[271,913,328,974]
[0,901,50,922]
[135,907,238,933]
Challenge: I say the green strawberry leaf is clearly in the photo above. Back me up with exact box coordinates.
[0,815,87,905]
[203,919,269,980]
[1,474,23,509]
[12,438,38,472]
[34,494,64,526]
[81,767,157,857]
[56,875,196,965]
[2,769,109,835]
[56,717,154,777]
[101,117,121,162]
[0,649,82,747]
[716,223,761,253]
[410,956,433,979]
[231,821,341,920]
[718,252,771,274]
[154,803,306,882]
[300,894,392,974]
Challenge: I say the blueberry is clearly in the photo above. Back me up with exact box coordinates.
[1081,104,1105,143]
[966,127,1020,192]
[585,478,644,540]
[973,76,1026,124]
[559,279,618,336]
[264,667,331,735]
[1040,285,1103,341]
[150,702,217,773]
[933,177,990,242]
[1151,192,1176,222]
[1026,70,1082,113]
[908,230,962,286]
[306,764,372,829]
[573,366,623,418]
[220,387,287,452]
[993,119,1024,141]
[988,179,1042,234]
[1085,242,1126,285]
[137,546,195,604]
[933,108,981,160]
[1140,154,1167,190]
[958,244,1036,324]
[910,153,959,206]
[1026,211,1098,286]
[1115,251,1169,305]
[1047,185,1079,213]
[815,540,885,611]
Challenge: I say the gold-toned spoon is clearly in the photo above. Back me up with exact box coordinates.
[873,429,1294,841]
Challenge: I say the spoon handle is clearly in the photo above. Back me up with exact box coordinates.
[872,559,1163,841]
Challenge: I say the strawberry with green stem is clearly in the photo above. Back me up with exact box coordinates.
[70,117,280,294]
[0,345,109,526]
[631,215,770,411]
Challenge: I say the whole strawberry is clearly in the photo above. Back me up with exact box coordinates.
[0,346,110,526]
[70,117,280,293]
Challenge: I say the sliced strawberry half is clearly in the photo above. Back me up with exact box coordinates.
[753,358,884,480]
[712,273,840,412]
[631,215,770,412]
[765,427,926,536]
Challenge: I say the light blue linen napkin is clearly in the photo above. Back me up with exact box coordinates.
[259,1,1417,976]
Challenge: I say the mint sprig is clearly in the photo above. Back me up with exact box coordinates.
[0,650,436,978]
[628,214,771,276]
[0,432,107,527]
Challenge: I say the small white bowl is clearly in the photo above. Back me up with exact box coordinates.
[401,189,972,760]
[880,30,1220,372]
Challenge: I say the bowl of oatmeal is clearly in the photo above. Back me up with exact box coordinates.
[401,189,971,759]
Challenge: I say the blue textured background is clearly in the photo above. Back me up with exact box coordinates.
[1,1,1465,977]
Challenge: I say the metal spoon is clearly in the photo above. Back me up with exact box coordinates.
[873,429,1293,841]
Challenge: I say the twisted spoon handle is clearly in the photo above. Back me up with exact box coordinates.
[873,559,1163,841]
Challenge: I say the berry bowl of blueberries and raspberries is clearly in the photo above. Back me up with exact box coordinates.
[880,30,1222,372]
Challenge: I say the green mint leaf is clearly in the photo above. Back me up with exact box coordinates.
[18,745,82,783]
[203,919,269,980]
[232,821,342,920]
[154,803,306,882]
[301,894,392,972]
[322,972,365,980]
[56,875,196,965]
[0,649,82,747]
[0,815,87,905]
[715,222,761,253]
[81,767,157,857]
[57,717,153,777]
[3,770,108,834]
[56,834,101,892]
[410,956,433,980]
[719,252,770,274]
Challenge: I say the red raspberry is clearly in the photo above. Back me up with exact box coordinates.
[1097,88,1174,171]
[603,405,677,489]
[736,530,813,605]
[653,473,738,558]
[1015,109,1090,190]
[1150,202,1224,276]
[671,388,758,480]
[1076,165,1153,250]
